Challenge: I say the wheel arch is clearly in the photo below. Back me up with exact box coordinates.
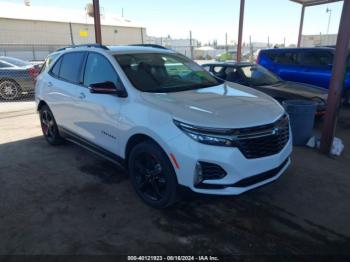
[125,133,161,163]
[37,100,48,111]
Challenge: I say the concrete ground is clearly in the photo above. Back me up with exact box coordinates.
[0,101,350,258]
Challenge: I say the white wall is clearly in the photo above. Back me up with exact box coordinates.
[0,18,146,60]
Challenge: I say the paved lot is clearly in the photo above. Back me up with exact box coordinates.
[0,102,350,257]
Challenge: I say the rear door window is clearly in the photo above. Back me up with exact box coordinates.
[50,57,62,78]
[41,53,61,73]
[273,52,300,65]
[301,51,333,67]
[59,52,86,84]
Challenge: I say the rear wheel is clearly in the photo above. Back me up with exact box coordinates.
[0,80,20,100]
[128,141,179,208]
[39,105,64,145]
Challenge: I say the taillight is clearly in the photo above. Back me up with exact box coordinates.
[28,67,39,79]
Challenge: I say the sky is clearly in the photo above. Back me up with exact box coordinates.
[6,0,344,45]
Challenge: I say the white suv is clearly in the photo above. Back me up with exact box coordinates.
[35,44,292,208]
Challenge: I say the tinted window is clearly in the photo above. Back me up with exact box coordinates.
[50,57,62,77]
[213,66,224,73]
[301,51,333,67]
[59,52,85,83]
[239,65,280,86]
[83,53,119,87]
[0,61,10,68]
[274,52,300,65]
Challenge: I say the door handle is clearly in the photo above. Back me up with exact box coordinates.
[78,92,86,99]
[47,82,53,88]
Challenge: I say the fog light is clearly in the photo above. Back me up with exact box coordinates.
[194,162,204,186]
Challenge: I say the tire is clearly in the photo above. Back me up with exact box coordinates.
[128,141,179,208]
[0,79,21,100]
[39,105,64,145]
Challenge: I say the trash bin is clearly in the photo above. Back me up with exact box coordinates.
[282,100,317,146]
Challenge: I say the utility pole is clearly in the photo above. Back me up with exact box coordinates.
[249,35,253,62]
[92,0,102,44]
[189,30,194,60]
[326,8,332,35]
[267,36,270,48]
[225,32,228,53]
[69,22,75,45]
[122,8,124,17]
[140,28,144,44]
[284,37,286,47]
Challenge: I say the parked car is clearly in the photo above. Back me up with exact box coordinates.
[202,62,328,115]
[257,47,350,104]
[36,44,292,208]
[0,56,40,100]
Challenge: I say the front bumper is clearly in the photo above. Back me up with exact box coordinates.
[168,131,292,195]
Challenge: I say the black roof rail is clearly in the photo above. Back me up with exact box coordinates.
[56,44,109,52]
[129,44,168,50]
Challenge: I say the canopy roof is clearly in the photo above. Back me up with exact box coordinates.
[290,0,342,6]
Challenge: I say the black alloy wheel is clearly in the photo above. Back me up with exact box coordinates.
[128,141,179,208]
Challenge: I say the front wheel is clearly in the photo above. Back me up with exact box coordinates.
[128,141,179,208]
[39,105,64,145]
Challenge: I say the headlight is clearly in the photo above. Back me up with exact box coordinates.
[173,120,235,147]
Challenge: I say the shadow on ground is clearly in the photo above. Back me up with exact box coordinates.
[0,110,349,256]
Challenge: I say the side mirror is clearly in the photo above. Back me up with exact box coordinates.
[89,81,127,97]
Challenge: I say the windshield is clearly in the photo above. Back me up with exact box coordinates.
[0,57,30,67]
[240,65,281,86]
[114,52,219,93]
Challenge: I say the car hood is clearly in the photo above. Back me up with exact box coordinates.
[270,81,328,100]
[140,82,285,128]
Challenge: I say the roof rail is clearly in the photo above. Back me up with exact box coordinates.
[129,44,168,50]
[56,44,109,52]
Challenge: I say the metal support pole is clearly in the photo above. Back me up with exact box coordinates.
[320,0,350,155]
[225,32,228,54]
[93,0,102,44]
[297,5,305,48]
[237,0,245,62]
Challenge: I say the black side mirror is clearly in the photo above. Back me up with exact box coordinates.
[89,81,127,97]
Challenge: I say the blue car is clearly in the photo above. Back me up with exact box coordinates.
[257,48,350,104]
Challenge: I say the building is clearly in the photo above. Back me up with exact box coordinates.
[147,36,199,58]
[0,1,146,60]
[301,34,337,47]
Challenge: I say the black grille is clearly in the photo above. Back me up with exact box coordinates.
[235,115,290,159]
[199,161,227,180]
